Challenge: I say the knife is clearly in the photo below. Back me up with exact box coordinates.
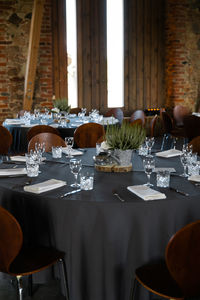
[169,187,189,196]
[60,189,81,198]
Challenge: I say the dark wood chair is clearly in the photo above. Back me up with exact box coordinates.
[0,206,69,300]
[183,114,200,142]
[28,132,66,152]
[70,107,82,114]
[129,119,143,127]
[188,136,200,155]
[105,108,124,124]
[173,105,191,127]
[149,114,158,137]
[130,220,200,300]
[0,125,13,155]
[130,110,146,126]
[74,123,105,148]
[27,125,60,142]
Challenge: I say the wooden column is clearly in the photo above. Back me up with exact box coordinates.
[23,0,45,111]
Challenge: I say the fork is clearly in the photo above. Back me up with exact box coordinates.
[112,189,125,202]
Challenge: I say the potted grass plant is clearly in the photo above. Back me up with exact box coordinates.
[105,122,146,166]
[52,98,71,115]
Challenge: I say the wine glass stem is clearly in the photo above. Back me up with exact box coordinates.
[183,165,187,176]
[147,174,151,186]
[74,174,78,186]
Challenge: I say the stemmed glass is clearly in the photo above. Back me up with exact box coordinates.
[69,158,82,187]
[145,137,155,155]
[180,153,188,177]
[143,155,155,186]
[65,137,74,158]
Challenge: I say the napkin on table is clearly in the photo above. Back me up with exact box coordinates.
[0,168,27,176]
[156,149,182,158]
[24,179,66,194]
[188,175,200,182]
[10,156,46,162]
[62,148,83,156]
[4,119,24,125]
[154,167,176,173]
[127,185,166,201]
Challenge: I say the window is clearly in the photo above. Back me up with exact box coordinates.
[106,0,124,108]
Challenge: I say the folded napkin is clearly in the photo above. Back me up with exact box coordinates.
[21,124,39,128]
[49,123,59,128]
[0,168,27,177]
[156,149,182,158]
[101,117,119,125]
[188,175,200,182]
[10,156,46,162]
[127,185,166,201]
[5,119,24,125]
[154,167,176,173]
[62,147,83,156]
[24,179,66,194]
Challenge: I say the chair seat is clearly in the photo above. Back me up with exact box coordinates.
[135,260,184,299]
[9,246,65,276]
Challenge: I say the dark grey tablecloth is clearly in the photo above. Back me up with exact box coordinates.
[0,149,200,300]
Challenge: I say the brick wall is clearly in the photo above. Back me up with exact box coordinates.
[165,0,200,110]
[0,0,53,123]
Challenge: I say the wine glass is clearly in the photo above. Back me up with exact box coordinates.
[180,153,188,177]
[65,137,74,158]
[145,137,155,155]
[143,155,155,187]
[69,158,82,187]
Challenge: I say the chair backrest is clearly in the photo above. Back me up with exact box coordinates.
[188,136,200,155]
[0,206,23,274]
[160,111,173,134]
[150,114,158,137]
[173,105,191,127]
[183,114,200,142]
[105,108,124,124]
[74,123,105,148]
[0,126,13,155]
[70,107,82,114]
[130,119,143,127]
[130,110,145,126]
[166,220,200,297]
[28,132,66,152]
[27,125,60,141]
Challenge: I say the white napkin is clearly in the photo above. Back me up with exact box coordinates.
[62,147,83,156]
[24,179,66,194]
[127,185,166,201]
[21,124,39,128]
[100,117,119,125]
[188,175,200,182]
[154,167,176,173]
[10,156,46,162]
[4,119,24,125]
[49,123,59,128]
[156,149,182,158]
[0,168,27,176]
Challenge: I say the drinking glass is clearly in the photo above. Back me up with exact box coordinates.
[143,155,155,186]
[180,153,188,177]
[69,158,82,187]
[145,137,155,155]
[65,137,74,158]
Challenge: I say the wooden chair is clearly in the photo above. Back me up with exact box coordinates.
[70,107,82,114]
[74,123,105,148]
[130,110,146,126]
[149,114,158,137]
[173,105,191,127]
[130,220,200,300]
[28,132,66,152]
[0,125,13,155]
[105,108,124,124]
[27,125,60,142]
[183,114,200,142]
[129,119,143,127]
[188,136,200,155]
[0,206,69,300]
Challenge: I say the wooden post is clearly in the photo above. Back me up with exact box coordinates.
[23,0,45,111]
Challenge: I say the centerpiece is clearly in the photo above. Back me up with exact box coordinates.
[102,122,146,169]
[51,98,71,116]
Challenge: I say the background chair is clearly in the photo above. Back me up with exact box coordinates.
[27,125,60,142]
[130,119,143,127]
[130,110,146,126]
[105,108,124,124]
[130,220,200,300]
[0,206,69,300]
[28,132,66,152]
[70,107,82,114]
[183,114,200,142]
[188,136,200,155]
[173,105,191,127]
[0,125,13,155]
[74,123,105,148]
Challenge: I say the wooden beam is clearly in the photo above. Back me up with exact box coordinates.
[23,0,45,111]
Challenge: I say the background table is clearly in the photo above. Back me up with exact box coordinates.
[0,149,200,300]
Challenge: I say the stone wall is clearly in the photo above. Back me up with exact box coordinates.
[165,0,200,110]
[0,0,53,123]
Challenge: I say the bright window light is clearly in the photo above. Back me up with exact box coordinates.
[66,0,78,108]
[107,0,124,108]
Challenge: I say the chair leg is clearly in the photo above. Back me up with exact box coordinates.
[58,258,69,300]
[129,277,137,300]
[16,276,23,300]
[28,274,33,296]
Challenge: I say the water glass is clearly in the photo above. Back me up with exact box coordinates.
[138,143,148,156]
[65,137,74,158]
[96,142,101,155]
[143,155,155,186]
[156,170,170,188]
[69,158,82,187]
[52,146,62,158]
[80,172,94,190]
[188,161,199,176]
[25,154,39,177]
